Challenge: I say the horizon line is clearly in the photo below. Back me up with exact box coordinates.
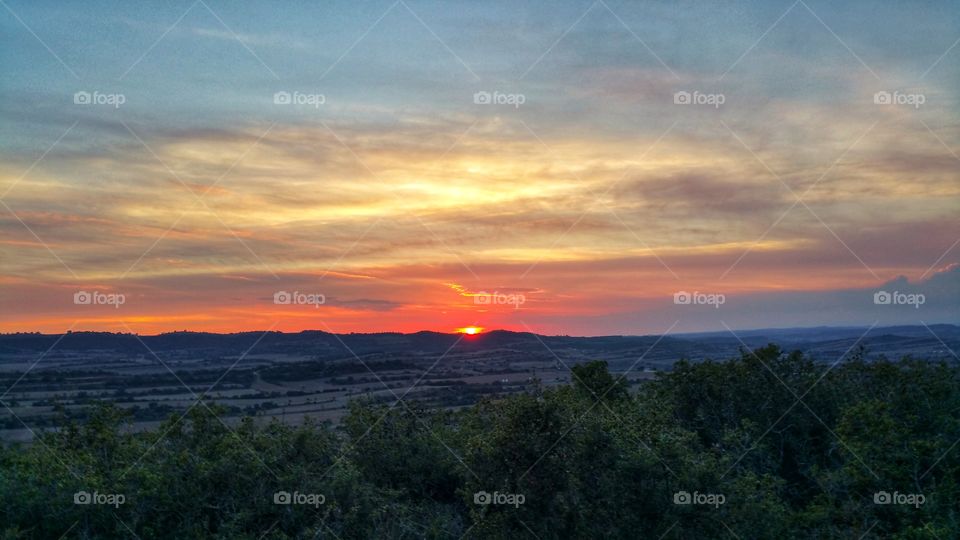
[2,322,957,339]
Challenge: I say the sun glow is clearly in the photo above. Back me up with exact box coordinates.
[457,326,483,335]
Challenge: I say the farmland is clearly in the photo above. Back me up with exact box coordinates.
[1,326,957,442]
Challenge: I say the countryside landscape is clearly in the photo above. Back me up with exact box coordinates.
[1,0,958,538]
[1,325,958,444]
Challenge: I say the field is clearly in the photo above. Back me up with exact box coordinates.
[2,326,956,443]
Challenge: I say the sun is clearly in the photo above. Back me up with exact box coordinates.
[457,326,484,335]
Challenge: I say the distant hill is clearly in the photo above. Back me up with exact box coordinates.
[1,325,957,366]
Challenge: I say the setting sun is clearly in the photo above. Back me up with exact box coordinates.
[457,327,484,335]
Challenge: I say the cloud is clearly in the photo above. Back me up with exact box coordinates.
[1,0,957,334]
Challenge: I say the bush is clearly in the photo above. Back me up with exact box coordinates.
[1,348,957,538]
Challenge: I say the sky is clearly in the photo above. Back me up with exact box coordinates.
[0,0,958,336]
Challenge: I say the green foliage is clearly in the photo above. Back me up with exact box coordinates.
[571,360,629,402]
[1,350,958,538]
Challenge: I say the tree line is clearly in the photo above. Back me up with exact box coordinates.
[1,345,957,538]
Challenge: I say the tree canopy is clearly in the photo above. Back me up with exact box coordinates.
[1,346,957,538]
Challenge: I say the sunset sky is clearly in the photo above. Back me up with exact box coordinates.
[1,0,958,335]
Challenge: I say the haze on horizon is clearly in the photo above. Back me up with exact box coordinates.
[1,0,958,336]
